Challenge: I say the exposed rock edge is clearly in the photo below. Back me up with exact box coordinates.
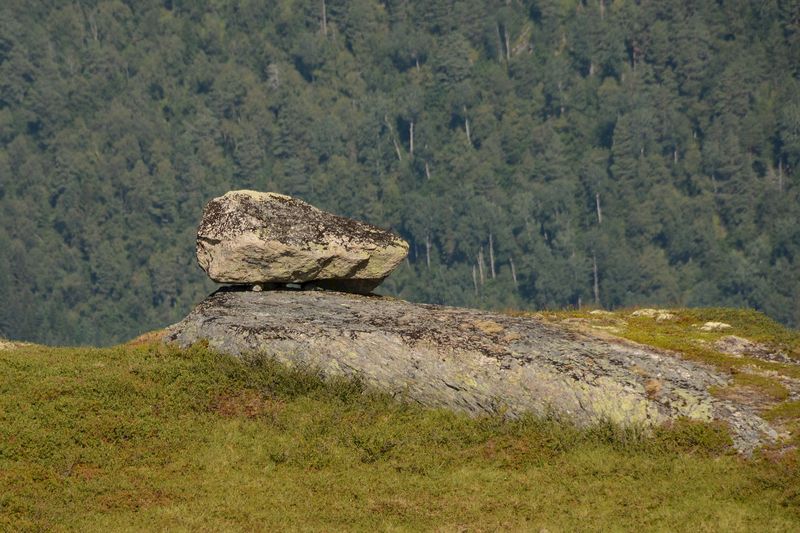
[165,288,777,452]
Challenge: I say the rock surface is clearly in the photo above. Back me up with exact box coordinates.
[196,191,408,291]
[714,335,793,364]
[0,338,30,351]
[166,288,778,452]
[699,321,733,331]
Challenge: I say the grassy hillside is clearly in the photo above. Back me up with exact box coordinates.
[2,309,800,531]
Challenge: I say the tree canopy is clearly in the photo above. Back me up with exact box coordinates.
[1,0,799,345]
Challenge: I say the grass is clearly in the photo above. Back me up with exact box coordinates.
[763,400,800,421]
[1,340,799,531]
[712,373,791,403]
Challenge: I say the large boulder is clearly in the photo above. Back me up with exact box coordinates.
[166,288,778,453]
[196,191,408,292]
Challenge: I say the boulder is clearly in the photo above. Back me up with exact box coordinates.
[166,287,778,453]
[196,191,408,292]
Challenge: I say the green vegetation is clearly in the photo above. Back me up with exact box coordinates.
[764,400,800,421]
[1,339,799,531]
[721,373,790,402]
[2,1,800,345]
[534,306,800,451]
[540,307,800,374]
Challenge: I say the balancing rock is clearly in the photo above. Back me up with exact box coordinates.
[196,190,408,292]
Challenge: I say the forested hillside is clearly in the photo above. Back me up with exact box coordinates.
[1,0,799,345]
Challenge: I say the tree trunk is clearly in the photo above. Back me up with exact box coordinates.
[489,233,496,279]
[321,0,328,36]
[409,121,414,157]
[425,161,431,180]
[472,265,478,295]
[384,115,403,161]
[90,17,98,41]
[464,111,472,146]
[496,23,504,62]
[425,233,431,269]
[392,139,403,161]
[592,252,600,306]
[509,256,517,287]
[478,248,485,286]
[595,192,602,225]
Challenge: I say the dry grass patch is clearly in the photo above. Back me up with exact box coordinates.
[210,389,284,420]
[124,329,167,347]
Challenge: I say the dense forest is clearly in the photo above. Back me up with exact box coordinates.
[1,0,799,345]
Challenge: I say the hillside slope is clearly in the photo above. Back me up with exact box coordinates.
[2,1,799,345]
[1,307,799,530]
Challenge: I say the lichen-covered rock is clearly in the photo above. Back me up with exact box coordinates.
[196,191,408,291]
[166,288,778,453]
[699,321,733,331]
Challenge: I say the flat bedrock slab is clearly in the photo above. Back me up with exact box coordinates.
[166,288,778,452]
[196,190,409,289]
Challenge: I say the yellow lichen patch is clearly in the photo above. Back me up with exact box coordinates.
[582,377,664,426]
[537,310,628,337]
[668,389,714,421]
[472,320,504,335]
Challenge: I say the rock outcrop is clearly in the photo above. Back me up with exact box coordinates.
[166,287,778,452]
[196,191,408,292]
